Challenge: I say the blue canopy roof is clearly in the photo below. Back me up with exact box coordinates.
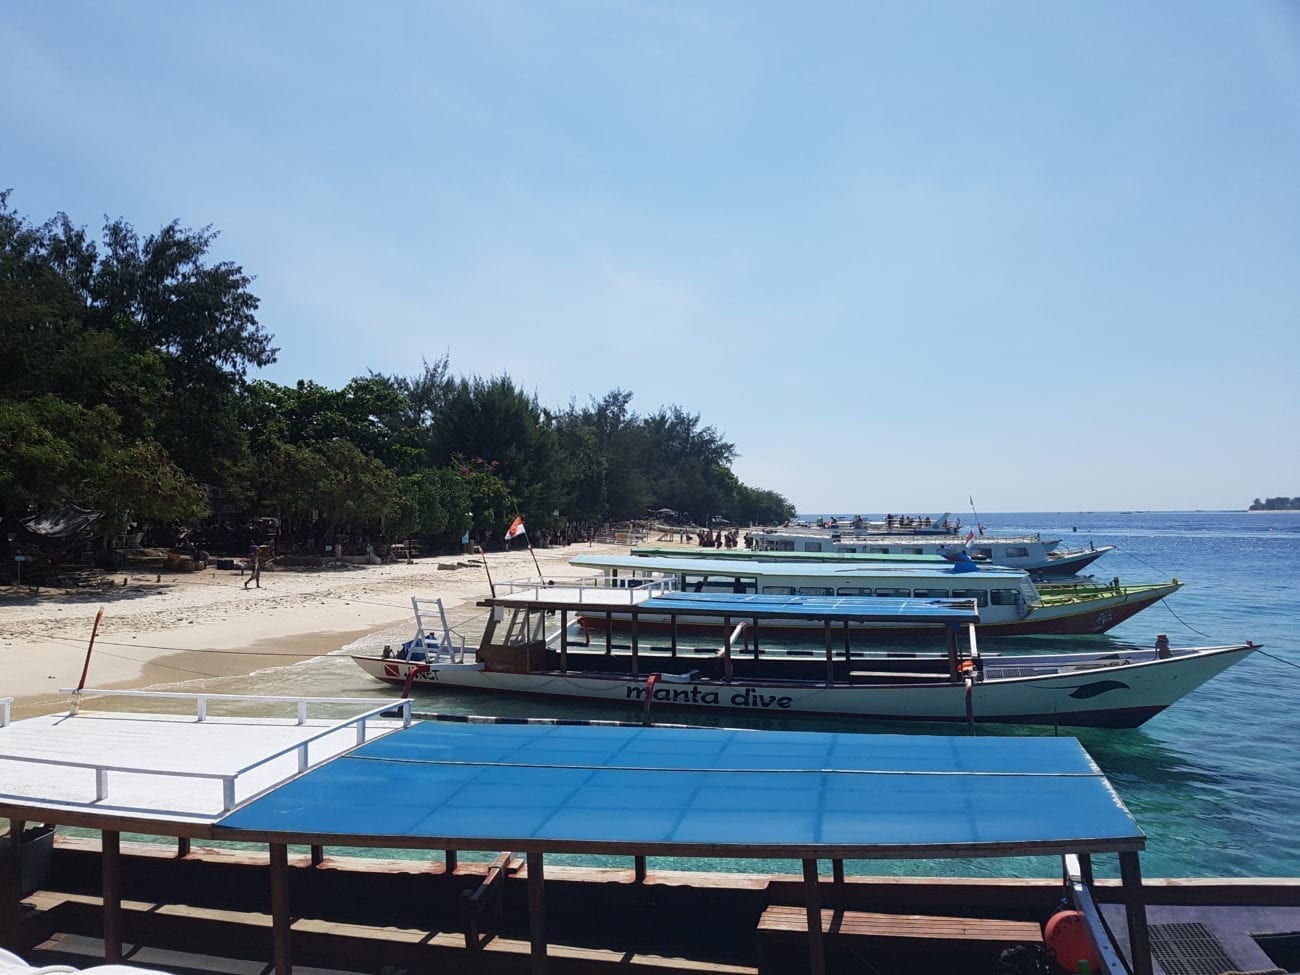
[215,722,1143,858]
[633,591,980,622]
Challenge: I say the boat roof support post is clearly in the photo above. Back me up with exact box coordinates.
[605,613,612,656]
[630,612,640,678]
[824,620,834,685]
[527,851,547,974]
[101,829,122,963]
[270,842,292,975]
[723,617,733,682]
[802,858,826,975]
[559,610,568,673]
[1120,850,1153,975]
[0,819,24,952]
[670,615,678,659]
[945,623,961,680]
[753,617,761,659]
[842,621,851,663]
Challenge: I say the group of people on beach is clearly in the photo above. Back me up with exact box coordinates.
[697,528,739,549]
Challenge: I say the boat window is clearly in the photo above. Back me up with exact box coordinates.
[874,587,911,597]
[912,588,949,598]
[868,547,889,554]
[974,548,993,560]
[840,547,857,554]
[950,588,989,608]
[797,587,834,596]
[837,587,871,596]
[803,542,823,552]
[763,586,796,595]
[1006,547,1030,558]
[905,548,923,555]
[990,589,1020,605]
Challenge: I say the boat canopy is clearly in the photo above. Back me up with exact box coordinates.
[570,553,1029,580]
[633,591,980,624]
[216,721,1144,858]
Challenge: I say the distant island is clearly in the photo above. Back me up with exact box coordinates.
[1249,497,1300,511]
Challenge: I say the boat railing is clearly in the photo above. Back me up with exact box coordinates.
[17,690,416,813]
[495,574,678,604]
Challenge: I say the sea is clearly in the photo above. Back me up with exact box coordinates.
[135,510,1300,880]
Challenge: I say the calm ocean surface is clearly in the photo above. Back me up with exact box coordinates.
[156,511,1300,880]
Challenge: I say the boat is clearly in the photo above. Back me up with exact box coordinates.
[349,589,1257,728]
[569,552,1178,637]
[6,688,1298,975]
[741,527,1114,575]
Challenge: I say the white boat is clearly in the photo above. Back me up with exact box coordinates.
[350,590,1258,729]
[568,552,1178,636]
[743,527,1113,575]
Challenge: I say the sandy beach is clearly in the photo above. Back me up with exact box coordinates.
[0,543,628,719]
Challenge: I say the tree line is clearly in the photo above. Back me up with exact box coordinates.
[1249,497,1300,511]
[0,193,795,555]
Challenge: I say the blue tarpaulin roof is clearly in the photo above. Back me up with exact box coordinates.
[215,722,1143,857]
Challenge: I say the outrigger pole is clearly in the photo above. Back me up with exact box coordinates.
[70,606,105,715]
[969,495,984,536]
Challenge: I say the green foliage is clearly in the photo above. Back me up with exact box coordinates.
[0,191,796,547]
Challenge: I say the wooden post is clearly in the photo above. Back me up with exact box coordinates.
[753,617,761,659]
[945,623,961,679]
[101,830,122,963]
[310,845,324,867]
[559,610,568,672]
[1120,851,1152,975]
[527,852,547,975]
[842,621,851,664]
[823,621,834,684]
[270,843,292,975]
[176,836,191,858]
[633,855,647,883]
[1078,852,1094,887]
[445,850,458,873]
[802,858,825,975]
[0,820,24,952]
[670,615,678,659]
[605,613,612,656]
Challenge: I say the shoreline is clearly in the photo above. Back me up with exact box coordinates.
[0,543,627,719]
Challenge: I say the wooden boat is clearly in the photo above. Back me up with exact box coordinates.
[569,553,1178,637]
[741,528,1114,575]
[350,589,1257,728]
[4,690,1297,975]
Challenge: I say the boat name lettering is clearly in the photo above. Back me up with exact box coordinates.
[623,684,794,710]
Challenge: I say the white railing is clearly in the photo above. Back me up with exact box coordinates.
[494,574,678,604]
[6,690,417,813]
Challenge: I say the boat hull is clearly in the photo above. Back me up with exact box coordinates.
[351,644,1255,729]
[575,583,1179,639]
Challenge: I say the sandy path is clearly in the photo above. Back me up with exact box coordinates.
[0,544,627,718]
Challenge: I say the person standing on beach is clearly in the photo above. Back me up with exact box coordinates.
[244,544,261,589]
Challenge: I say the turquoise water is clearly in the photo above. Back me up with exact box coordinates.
[154,511,1300,879]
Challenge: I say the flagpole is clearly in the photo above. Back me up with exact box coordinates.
[969,496,984,536]
[508,507,544,580]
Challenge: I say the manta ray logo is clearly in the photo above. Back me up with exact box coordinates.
[1067,680,1130,699]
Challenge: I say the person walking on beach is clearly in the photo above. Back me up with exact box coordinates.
[244,544,262,589]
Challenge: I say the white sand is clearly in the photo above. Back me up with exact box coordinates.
[0,544,628,718]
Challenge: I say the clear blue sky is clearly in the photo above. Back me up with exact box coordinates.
[4,2,1298,512]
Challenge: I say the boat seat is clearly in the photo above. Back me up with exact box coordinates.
[848,670,949,680]
[757,905,1042,972]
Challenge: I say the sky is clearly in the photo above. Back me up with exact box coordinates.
[3,2,1299,513]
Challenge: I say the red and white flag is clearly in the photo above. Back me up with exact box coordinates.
[504,515,526,541]
[964,529,975,547]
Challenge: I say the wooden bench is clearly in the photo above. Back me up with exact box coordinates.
[758,905,1043,973]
